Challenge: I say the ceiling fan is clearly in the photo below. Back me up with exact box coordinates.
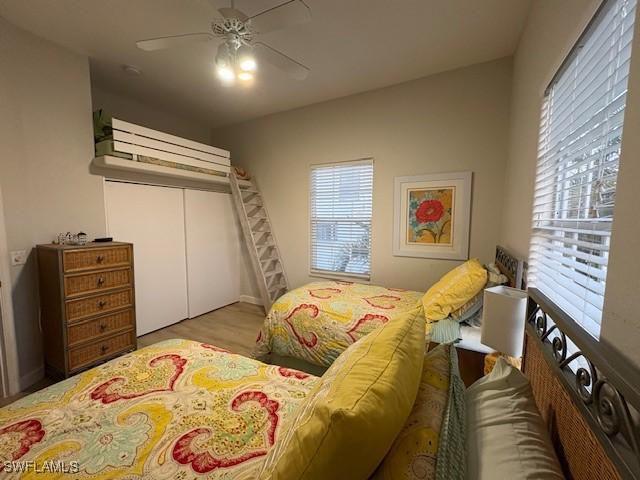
[136,0,311,84]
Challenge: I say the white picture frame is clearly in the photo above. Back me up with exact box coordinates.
[393,171,472,260]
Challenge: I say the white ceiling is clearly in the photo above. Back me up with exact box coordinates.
[0,0,531,128]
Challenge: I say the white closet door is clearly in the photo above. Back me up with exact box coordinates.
[105,181,188,335]
[184,189,240,318]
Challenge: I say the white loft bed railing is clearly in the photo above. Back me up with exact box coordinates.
[91,118,251,189]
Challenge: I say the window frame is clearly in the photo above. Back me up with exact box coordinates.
[308,158,374,282]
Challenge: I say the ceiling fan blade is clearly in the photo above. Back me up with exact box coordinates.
[250,0,311,34]
[205,0,225,15]
[219,7,249,22]
[136,33,215,51]
[254,42,310,80]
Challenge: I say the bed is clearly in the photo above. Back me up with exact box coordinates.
[523,288,640,479]
[254,245,524,373]
[0,290,637,479]
[0,339,317,479]
[253,281,424,373]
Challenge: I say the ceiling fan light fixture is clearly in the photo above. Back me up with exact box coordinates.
[136,0,312,85]
[237,44,257,72]
[215,43,232,67]
[216,65,236,83]
[240,58,257,72]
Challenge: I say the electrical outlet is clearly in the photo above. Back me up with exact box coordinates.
[10,250,27,266]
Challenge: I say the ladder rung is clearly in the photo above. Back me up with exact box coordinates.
[265,270,283,279]
[268,273,286,285]
[258,251,275,260]
[256,242,275,249]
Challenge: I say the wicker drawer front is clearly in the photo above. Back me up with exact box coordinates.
[63,246,131,273]
[67,309,135,346]
[68,330,135,371]
[64,268,132,297]
[66,289,134,323]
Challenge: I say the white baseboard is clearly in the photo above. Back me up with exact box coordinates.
[239,294,262,305]
[19,365,44,391]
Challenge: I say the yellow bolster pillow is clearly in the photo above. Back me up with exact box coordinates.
[259,307,426,480]
[422,258,487,321]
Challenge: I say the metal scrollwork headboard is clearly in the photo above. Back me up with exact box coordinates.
[523,288,640,479]
[494,245,525,289]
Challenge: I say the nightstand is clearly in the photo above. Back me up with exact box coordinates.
[483,351,522,375]
[428,337,493,387]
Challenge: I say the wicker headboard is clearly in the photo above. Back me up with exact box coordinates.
[494,245,525,289]
[523,288,640,479]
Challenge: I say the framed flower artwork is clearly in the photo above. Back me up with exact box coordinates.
[393,171,472,260]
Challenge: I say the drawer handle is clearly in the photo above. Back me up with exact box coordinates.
[97,277,105,286]
[96,255,105,264]
[97,300,107,309]
[101,344,109,354]
[99,323,107,332]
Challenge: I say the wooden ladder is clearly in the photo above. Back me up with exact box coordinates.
[229,171,289,311]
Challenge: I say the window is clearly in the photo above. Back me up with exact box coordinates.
[310,159,373,279]
[530,0,636,338]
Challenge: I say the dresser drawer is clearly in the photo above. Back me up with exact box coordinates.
[68,330,136,372]
[67,309,135,347]
[63,246,132,273]
[64,268,132,298]
[66,289,134,323]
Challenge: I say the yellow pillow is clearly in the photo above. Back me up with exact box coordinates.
[422,259,487,321]
[373,344,452,480]
[259,307,426,480]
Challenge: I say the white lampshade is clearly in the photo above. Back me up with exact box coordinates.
[481,286,528,357]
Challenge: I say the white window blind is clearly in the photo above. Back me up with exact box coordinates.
[530,0,637,338]
[310,159,373,279]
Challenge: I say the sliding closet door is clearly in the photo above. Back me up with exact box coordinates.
[105,181,188,335]
[184,189,241,318]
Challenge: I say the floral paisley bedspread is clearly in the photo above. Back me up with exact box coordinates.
[253,281,425,368]
[0,339,317,479]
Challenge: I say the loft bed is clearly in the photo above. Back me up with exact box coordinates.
[90,115,253,190]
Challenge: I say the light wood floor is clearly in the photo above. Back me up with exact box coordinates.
[138,301,265,355]
[0,302,265,407]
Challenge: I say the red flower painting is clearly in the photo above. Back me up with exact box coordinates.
[416,199,444,223]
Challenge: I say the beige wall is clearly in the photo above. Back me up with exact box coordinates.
[0,18,106,388]
[213,58,513,295]
[91,86,211,145]
[500,0,640,366]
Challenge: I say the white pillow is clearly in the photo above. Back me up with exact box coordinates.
[465,358,564,480]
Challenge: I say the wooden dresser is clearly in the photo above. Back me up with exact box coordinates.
[37,242,136,378]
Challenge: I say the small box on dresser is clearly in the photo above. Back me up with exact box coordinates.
[37,241,137,378]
